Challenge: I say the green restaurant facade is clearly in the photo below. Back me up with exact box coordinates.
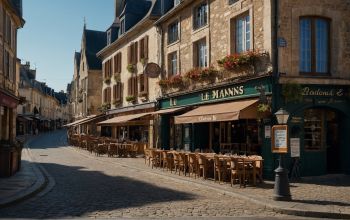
[156,74,350,178]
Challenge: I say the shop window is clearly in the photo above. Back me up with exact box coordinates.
[168,21,179,44]
[304,109,324,151]
[299,17,330,75]
[168,52,178,76]
[139,35,149,61]
[193,2,208,30]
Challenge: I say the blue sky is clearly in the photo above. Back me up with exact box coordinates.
[18,0,114,92]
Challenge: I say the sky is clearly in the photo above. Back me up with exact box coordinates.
[18,0,114,92]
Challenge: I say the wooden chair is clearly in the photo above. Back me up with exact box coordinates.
[196,154,209,179]
[129,144,138,158]
[144,149,151,166]
[173,152,186,175]
[214,155,229,183]
[188,153,198,178]
[108,143,118,157]
[149,149,160,169]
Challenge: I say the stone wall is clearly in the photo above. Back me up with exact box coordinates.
[161,0,272,79]
[278,0,350,81]
[101,26,161,109]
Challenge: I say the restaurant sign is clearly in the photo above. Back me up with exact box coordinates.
[201,86,244,101]
[302,87,346,97]
[159,77,272,109]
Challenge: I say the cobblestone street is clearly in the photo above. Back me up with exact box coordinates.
[0,130,307,219]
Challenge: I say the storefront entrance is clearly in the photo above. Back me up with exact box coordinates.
[303,108,342,174]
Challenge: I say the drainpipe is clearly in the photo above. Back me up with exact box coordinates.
[272,0,279,112]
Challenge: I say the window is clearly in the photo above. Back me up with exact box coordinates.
[174,0,181,6]
[138,73,148,95]
[299,17,330,74]
[103,59,112,79]
[193,3,208,29]
[113,82,122,101]
[120,17,125,34]
[128,77,138,96]
[235,13,251,53]
[139,36,149,61]
[4,50,9,78]
[107,30,112,45]
[195,39,207,68]
[103,87,112,103]
[168,21,179,44]
[128,42,138,65]
[113,52,122,74]
[228,0,238,5]
[168,52,177,75]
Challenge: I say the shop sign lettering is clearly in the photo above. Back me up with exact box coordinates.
[201,86,244,101]
[198,115,217,122]
[302,87,344,97]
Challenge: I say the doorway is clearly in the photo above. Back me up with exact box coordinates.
[326,111,340,173]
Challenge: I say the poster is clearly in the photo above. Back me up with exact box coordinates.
[290,138,300,157]
[264,125,271,138]
[271,125,288,153]
[274,129,287,147]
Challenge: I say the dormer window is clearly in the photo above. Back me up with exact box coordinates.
[107,30,112,45]
[120,17,125,34]
[174,0,181,6]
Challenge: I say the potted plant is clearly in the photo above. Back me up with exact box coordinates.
[112,99,121,106]
[282,82,303,103]
[126,95,136,103]
[217,50,260,72]
[127,64,136,73]
[140,58,147,66]
[169,74,183,88]
[104,77,111,84]
[257,103,271,119]
[98,102,111,113]
[114,74,121,82]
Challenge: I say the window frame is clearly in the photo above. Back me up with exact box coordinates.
[194,38,207,68]
[299,16,331,76]
[168,20,179,45]
[233,12,251,54]
[193,2,208,30]
[168,51,178,76]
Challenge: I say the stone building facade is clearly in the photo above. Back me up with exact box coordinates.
[0,0,24,177]
[274,0,350,176]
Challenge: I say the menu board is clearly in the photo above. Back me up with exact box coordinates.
[290,138,300,157]
[271,125,288,153]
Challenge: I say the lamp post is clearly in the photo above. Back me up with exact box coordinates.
[273,108,292,201]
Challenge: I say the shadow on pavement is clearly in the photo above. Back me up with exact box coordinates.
[0,162,196,218]
[297,174,350,187]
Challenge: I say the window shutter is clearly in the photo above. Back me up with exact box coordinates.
[113,85,116,100]
[134,77,138,96]
[139,38,143,61]
[103,62,106,78]
[144,35,149,59]
[133,42,138,64]
[127,45,132,64]
[113,56,117,74]
[118,53,122,73]
[128,78,131,96]
[103,89,106,103]
[145,74,149,93]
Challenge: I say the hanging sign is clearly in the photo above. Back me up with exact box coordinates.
[145,63,161,78]
[271,125,288,153]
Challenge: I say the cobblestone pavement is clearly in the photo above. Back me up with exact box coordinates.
[0,130,307,219]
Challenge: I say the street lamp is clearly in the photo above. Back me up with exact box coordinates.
[273,108,292,201]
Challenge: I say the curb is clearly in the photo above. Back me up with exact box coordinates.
[69,146,350,219]
[0,137,51,208]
